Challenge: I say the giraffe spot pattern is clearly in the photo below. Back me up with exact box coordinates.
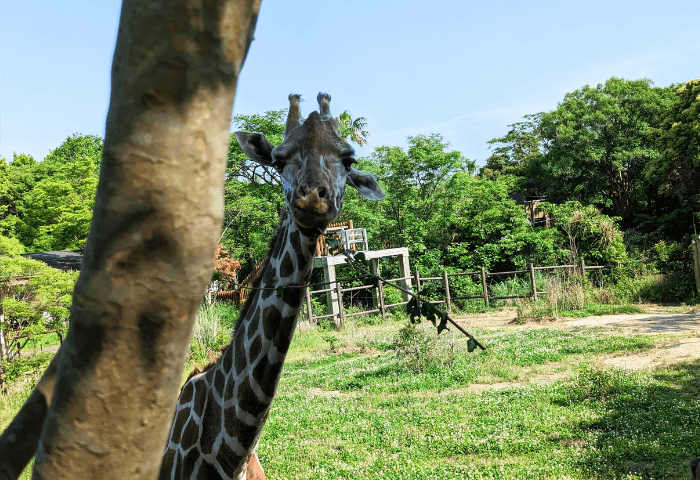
[238,376,267,416]
[200,399,222,454]
[224,407,258,449]
[273,315,297,354]
[234,328,247,376]
[197,461,222,480]
[247,308,261,339]
[271,224,288,259]
[182,449,200,479]
[279,251,294,278]
[179,381,194,405]
[222,345,232,374]
[224,375,235,402]
[282,286,304,309]
[170,408,190,445]
[262,305,282,341]
[192,380,207,417]
[160,450,175,479]
[214,370,225,398]
[216,440,244,478]
[252,355,283,398]
[289,230,301,256]
[173,451,182,480]
[181,418,200,451]
[262,287,275,300]
[248,335,262,363]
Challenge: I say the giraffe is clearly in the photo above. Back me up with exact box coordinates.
[159,92,385,480]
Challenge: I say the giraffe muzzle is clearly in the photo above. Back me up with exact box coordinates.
[292,187,336,228]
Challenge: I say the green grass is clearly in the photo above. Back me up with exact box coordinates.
[2,305,698,479]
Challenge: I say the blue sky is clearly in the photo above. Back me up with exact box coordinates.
[2,0,698,166]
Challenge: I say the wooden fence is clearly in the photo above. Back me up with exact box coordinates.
[301,260,610,326]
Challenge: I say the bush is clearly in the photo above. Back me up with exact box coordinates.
[0,256,77,359]
[393,323,454,373]
[564,364,648,404]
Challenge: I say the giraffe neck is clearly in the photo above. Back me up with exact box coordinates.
[161,212,320,480]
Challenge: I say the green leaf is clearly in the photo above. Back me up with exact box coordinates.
[276,286,284,299]
[467,338,477,352]
[437,313,449,334]
[425,304,437,326]
[405,297,416,315]
[409,303,422,324]
[354,251,369,266]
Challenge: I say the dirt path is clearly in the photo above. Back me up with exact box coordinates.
[457,307,700,391]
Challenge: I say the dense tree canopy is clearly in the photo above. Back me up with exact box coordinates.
[1,76,696,294]
[482,77,695,236]
[0,134,102,251]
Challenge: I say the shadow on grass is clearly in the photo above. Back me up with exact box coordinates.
[571,360,700,479]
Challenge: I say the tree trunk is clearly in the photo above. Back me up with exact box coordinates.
[0,1,260,479]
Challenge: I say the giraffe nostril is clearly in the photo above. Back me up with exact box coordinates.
[317,187,327,199]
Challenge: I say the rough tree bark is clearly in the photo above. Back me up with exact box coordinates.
[0,1,260,478]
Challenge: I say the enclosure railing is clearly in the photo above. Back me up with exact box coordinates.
[297,260,610,325]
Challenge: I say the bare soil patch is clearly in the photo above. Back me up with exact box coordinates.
[459,306,700,391]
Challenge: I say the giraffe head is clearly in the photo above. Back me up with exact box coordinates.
[235,93,384,231]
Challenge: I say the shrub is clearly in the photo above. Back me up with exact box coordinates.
[393,323,454,373]
[564,364,648,404]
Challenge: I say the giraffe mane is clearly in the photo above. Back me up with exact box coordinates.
[232,211,288,337]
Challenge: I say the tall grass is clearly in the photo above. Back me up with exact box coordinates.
[188,302,238,365]
[515,271,644,322]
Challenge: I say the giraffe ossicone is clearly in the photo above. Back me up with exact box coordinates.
[160,93,384,480]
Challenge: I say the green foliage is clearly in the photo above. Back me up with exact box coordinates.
[564,364,648,404]
[0,235,25,255]
[1,351,54,383]
[487,77,679,229]
[539,201,627,266]
[646,79,700,235]
[337,111,370,146]
[0,134,101,251]
[224,111,286,273]
[188,303,238,365]
[0,257,77,350]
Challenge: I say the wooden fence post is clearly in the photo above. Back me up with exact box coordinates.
[377,278,386,322]
[443,270,451,313]
[414,268,422,295]
[305,286,313,323]
[579,258,586,278]
[529,262,538,303]
[693,236,700,296]
[480,266,489,308]
[335,281,345,328]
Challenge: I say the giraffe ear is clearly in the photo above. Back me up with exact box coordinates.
[234,132,275,167]
[346,167,385,201]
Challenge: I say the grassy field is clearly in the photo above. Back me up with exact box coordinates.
[2,307,699,479]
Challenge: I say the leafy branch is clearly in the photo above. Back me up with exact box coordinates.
[328,240,485,352]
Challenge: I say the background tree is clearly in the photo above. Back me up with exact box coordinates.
[338,110,370,146]
[646,79,700,236]
[224,110,286,273]
[0,154,40,243]
[488,78,676,228]
[480,113,545,192]
[0,135,101,252]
